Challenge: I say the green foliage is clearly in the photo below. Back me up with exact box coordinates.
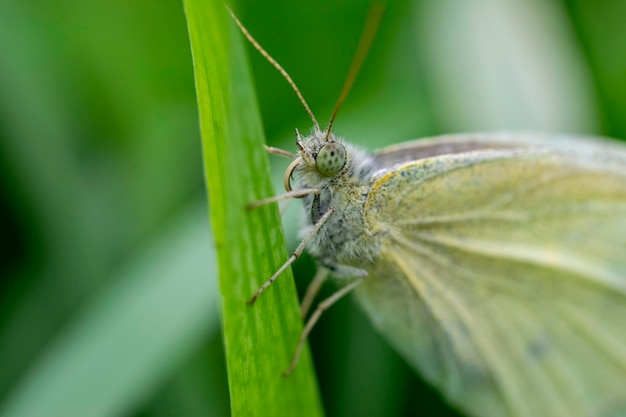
[0,206,218,417]
[0,1,222,416]
[0,0,624,416]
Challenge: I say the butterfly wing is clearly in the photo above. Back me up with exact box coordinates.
[356,137,626,417]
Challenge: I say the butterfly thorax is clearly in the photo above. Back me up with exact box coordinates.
[292,131,383,278]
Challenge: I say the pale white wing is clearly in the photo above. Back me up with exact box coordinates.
[356,143,626,417]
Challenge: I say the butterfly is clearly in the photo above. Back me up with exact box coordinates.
[230,6,626,417]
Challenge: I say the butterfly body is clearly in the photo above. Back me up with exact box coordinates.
[294,131,381,277]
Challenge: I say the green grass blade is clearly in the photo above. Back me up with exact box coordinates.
[183,0,324,416]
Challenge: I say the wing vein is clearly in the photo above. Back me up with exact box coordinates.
[409,231,625,292]
[558,302,626,373]
[388,236,529,417]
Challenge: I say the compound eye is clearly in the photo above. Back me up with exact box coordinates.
[315,142,346,177]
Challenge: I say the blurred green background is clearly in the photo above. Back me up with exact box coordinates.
[1,0,625,416]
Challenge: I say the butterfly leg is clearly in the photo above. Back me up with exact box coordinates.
[264,145,296,159]
[300,268,329,318]
[300,262,368,317]
[247,207,336,305]
[284,276,365,376]
[246,188,319,210]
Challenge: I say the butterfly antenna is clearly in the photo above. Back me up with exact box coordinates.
[227,7,320,131]
[324,2,386,141]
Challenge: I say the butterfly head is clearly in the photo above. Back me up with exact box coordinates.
[284,129,348,193]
